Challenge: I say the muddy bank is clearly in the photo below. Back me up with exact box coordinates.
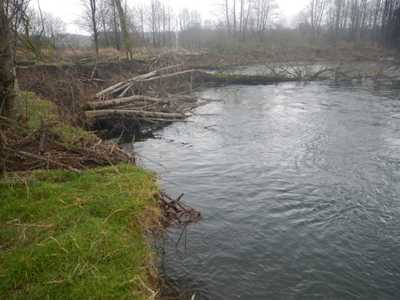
[17,60,148,124]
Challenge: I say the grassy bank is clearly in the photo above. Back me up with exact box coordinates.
[0,93,161,299]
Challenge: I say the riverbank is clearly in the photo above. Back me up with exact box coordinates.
[8,51,399,299]
[0,93,162,299]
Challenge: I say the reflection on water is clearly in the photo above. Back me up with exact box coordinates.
[129,81,400,300]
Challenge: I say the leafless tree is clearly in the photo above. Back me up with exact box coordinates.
[0,0,30,118]
[114,0,132,59]
[309,0,329,38]
[221,0,278,40]
[304,0,400,45]
[254,0,278,40]
[83,0,100,57]
[225,0,231,33]
[149,0,162,47]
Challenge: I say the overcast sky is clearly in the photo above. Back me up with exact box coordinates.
[33,0,309,34]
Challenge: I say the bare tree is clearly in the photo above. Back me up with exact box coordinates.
[225,0,231,33]
[309,0,329,38]
[89,0,99,56]
[239,0,252,40]
[178,8,204,48]
[114,0,133,59]
[80,0,100,56]
[332,0,345,37]
[20,6,44,58]
[254,0,278,40]
[43,12,66,48]
[221,0,278,40]
[371,0,383,40]
[0,0,30,118]
[179,8,190,31]
[149,0,162,47]
[233,0,237,34]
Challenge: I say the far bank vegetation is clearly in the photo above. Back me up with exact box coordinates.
[9,0,400,66]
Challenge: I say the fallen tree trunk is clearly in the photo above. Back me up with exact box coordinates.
[85,95,170,110]
[85,109,186,121]
[193,71,299,85]
[96,64,185,98]
[136,64,185,80]
[96,81,127,98]
[140,69,197,83]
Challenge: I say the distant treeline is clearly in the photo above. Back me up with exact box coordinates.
[14,0,400,58]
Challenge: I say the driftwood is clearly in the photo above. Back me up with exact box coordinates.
[159,192,201,225]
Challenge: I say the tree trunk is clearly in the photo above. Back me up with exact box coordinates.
[85,96,170,110]
[225,0,231,33]
[112,1,121,50]
[0,1,17,118]
[85,109,185,121]
[90,0,99,57]
[114,0,133,60]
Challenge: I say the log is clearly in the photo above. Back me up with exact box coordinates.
[96,81,127,98]
[85,109,186,120]
[130,64,184,81]
[140,69,197,83]
[96,64,185,98]
[118,82,135,97]
[85,96,171,110]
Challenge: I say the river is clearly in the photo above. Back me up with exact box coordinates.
[129,80,400,299]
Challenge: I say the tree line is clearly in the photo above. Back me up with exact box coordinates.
[80,0,400,51]
[298,0,400,46]
[8,0,400,61]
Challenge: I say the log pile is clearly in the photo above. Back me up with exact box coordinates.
[95,64,190,99]
[86,65,202,126]
[85,94,198,124]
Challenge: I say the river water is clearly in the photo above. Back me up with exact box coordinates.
[131,80,400,299]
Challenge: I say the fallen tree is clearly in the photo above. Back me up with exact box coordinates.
[96,64,186,99]
[84,95,171,110]
[86,65,202,129]
[85,109,186,121]
[85,93,198,126]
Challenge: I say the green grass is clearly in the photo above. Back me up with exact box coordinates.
[0,164,160,299]
[15,91,99,147]
[17,92,58,130]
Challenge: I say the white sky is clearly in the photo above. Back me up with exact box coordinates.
[33,0,309,34]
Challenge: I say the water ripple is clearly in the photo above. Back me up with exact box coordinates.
[132,82,400,299]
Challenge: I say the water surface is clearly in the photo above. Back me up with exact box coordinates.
[131,81,400,299]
